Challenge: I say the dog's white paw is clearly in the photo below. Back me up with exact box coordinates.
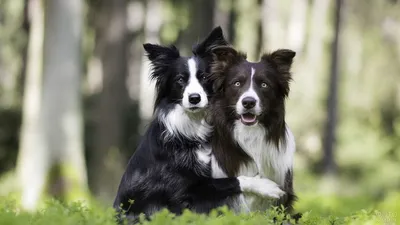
[238,176,285,199]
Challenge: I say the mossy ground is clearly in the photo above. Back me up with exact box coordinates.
[0,191,398,225]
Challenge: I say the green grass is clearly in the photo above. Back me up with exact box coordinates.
[0,192,398,225]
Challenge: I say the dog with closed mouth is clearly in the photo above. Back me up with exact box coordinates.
[208,45,298,214]
[113,27,285,223]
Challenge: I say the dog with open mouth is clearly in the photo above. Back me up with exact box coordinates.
[113,27,285,224]
[208,45,298,215]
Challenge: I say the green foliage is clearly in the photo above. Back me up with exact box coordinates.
[0,195,398,225]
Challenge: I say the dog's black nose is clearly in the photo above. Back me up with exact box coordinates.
[242,97,256,109]
[189,94,201,104]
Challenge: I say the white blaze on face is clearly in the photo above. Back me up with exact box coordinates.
[182,57,208,109]
[236,67,261,115]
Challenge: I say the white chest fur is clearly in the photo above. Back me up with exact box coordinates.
[233,121,295,186]
[160,105,213,167]
[233,121,295,211]
[160,104,212,142]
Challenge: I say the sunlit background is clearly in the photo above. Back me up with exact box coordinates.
[0,0,399,218]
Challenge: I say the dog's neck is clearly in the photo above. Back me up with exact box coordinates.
[258,106,288,148]
[158,103,212,142]
[210,98,252,176]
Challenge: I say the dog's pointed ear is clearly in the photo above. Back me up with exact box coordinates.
[193,26,229,57]
[143,43,180,82]
[262,49,296,73]
[143,43,180,62]
[262,49,296,97]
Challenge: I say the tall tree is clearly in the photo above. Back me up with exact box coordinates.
[286,0,308,54]
[304,0,331,100]
[261,0,286,50]
[90,0,129,203]
[18,0,31,98]
[17,0,88,210]
[16,0,45,211]
[306,0,331,64]
[235,0,260,61]
[171,0,215,55]
[213,0,232,41]
[285,0,330,162]
[322,0,342,174]
[41,0,88,201]
[139,0,162,127]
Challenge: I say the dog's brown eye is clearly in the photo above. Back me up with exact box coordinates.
[261,82,267,88]
[178,78,184,83]
[234,81,241,86]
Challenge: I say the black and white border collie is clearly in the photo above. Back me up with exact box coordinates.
[208,46,298,214]
[113,27,284,223]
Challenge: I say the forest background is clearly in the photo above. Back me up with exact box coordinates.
[0,0,399,223]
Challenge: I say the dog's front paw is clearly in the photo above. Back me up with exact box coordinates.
[260,180,285,199]
[238,176,285,199]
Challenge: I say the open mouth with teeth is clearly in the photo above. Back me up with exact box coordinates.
[240,113,258,126]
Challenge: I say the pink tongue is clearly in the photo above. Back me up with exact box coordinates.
[241,113,256,123]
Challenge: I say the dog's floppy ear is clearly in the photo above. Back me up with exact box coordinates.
[209,46,246,92]
[192,26,229,57]
[262,49,296,73]
[262,49,296,97]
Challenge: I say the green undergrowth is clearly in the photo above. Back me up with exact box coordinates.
[1,192,399,225]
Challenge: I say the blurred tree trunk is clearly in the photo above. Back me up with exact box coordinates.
[235,0,260,61]
[296,0,330,148]
[138,0,162,129]
[18,0,31,98]
[213,0,232,41]
[41,0,88,201]
[90,0,129,203]
[307,0,331,61]
[177,0,215,54]
[261,0,286,50]
[16,0,45,211]
[286,0,308,54]
[126,0,145,102]
[305,0,330,92]
[322,0,342,174]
